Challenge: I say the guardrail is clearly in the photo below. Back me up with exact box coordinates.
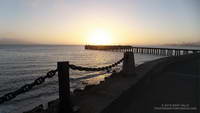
[0,52,136,113]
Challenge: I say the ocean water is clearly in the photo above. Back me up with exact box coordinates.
[0,45,199,113]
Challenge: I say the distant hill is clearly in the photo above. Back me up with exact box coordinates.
[177,43,199,47]
[180,42,200,47]
[0,38,35,45]
[163,42,200,47]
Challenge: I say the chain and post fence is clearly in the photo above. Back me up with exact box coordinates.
[0,52,136,113]
[57,52,135,113]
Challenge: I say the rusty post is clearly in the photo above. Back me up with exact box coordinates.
[57,61,73,113]
[122,52,136,76]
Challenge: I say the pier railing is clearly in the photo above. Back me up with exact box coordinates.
[0,52,136,113]
[85,45,200,56]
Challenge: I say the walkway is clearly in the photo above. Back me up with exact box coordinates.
[101,55,200,113]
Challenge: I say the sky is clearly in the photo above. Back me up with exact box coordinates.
[0,0,199,45]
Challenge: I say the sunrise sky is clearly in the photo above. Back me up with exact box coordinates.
[0,0,199,45]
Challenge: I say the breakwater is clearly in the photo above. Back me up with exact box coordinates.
[85,45,200,56]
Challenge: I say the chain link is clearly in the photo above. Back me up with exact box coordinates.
[0,69,57,104]
[68,57,124,71]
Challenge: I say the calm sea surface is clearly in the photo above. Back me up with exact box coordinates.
[0,45,199,113]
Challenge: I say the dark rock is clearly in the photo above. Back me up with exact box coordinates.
[23,104,44,113]
[47,99,59,113]
[84,85,96,91]
[73,89,83,95]
[100,81,105,84]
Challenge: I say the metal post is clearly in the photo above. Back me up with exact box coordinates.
[57,61,72,113]
[122,52,136,76]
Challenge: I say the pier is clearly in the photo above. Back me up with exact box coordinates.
[85,45,200,56]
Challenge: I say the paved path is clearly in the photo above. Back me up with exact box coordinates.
[101,57,200,113]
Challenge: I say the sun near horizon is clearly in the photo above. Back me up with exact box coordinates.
[86,29,113,45]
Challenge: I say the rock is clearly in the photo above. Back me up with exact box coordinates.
[84,85,96,91]
[100,81,105,84]
[23,104,44,113]
[73,89,83,95]
[47,99,59,113]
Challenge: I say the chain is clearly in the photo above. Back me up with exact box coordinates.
[69,57,124,71]
[0,57,124,104]
[0,69,57,104]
